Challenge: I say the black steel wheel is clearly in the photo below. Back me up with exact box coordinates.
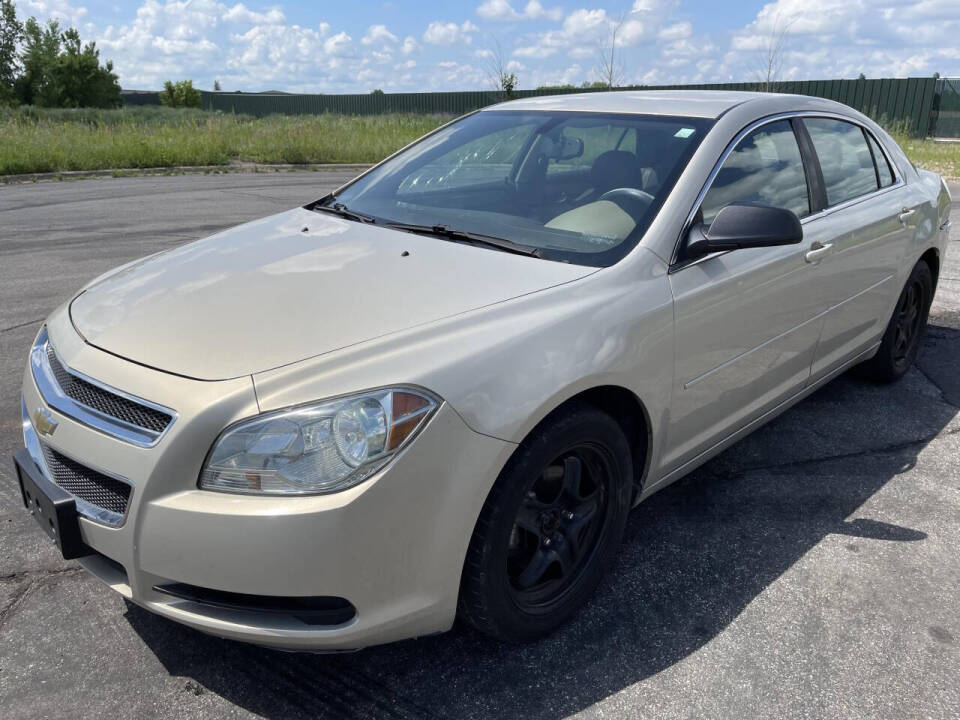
[507,445,612,612]
[458,404,634,641]
[860,260,933,383]
[891,277,924,368]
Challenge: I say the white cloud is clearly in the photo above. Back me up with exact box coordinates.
[226,23,327,83]
[222,3,284,25]
[400,35,419,54]
[523,1,563,21]
[23,0,88,25]
[476,0,562,21]
[728,0,960,80]
[429,59,487,89]
[658,22,691,41]
[562,9,609,38]
[362,24,398,46]
[514,45,557,59]
[422,20,479,45]
[618,18,646,45]
[323,31,351,56]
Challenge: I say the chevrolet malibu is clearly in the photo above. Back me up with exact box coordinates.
[14,91,952,650]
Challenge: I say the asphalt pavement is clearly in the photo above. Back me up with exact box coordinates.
[1,172,958,719]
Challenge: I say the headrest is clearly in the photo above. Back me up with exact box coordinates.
[590,151,642,193]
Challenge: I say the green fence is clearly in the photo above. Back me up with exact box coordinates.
[932,78,960,138]
[125,77,954,137]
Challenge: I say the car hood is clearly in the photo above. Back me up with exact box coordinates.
[70,208,594,380]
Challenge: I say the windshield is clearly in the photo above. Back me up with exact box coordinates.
[324,110,712,267]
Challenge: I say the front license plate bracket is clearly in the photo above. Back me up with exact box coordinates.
[13,448,92,560]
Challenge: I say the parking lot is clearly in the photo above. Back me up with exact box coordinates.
[1,173,958,719]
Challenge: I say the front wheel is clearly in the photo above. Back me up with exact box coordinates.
[859,259,933,383]
[458,405,633,642]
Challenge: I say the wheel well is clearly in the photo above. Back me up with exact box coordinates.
[553,386,651,496]
[920,248,940,291]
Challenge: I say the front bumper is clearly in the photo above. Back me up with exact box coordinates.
[17,316,513,650]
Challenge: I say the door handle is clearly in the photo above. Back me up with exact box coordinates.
[899,208,916,224]
[805,241,833,263]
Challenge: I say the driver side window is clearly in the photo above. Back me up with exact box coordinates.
[700,120,810,226]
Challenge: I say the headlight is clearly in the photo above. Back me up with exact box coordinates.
[199,388,438,495]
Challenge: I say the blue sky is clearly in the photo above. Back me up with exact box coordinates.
[18,0,960,92]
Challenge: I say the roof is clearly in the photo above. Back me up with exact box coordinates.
[486,90,776,119]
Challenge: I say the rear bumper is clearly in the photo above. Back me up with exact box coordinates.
[18,317,513,651]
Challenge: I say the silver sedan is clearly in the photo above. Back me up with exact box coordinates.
[13,91,952,649]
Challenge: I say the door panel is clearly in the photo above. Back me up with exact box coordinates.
[806,190,911,379]
[800,119,917,379]
[662,117,829,473]
[664,244,825,472]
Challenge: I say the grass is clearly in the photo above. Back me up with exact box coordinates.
[893,134,960,180]
[0,106,957,179]
[0,106,448,175]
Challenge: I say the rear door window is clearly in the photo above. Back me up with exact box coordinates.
[805,118,880,206]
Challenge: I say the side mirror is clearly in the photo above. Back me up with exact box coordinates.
[685,203,803,259]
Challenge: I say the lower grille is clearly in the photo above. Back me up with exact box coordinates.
[40,443,131,523]
[153,583,356,626]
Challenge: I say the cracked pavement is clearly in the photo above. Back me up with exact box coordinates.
[1,174,958,719]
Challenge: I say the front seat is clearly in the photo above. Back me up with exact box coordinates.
[586,150,658,200]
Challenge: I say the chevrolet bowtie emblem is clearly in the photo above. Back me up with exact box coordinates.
[33,407,58,436]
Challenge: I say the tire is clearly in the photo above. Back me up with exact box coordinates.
[458,404,633,642]
[859,259,933,383]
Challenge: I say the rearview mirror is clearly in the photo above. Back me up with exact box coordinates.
[541,134,584,161]
[685,203,803,259]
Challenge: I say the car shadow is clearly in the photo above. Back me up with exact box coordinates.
[123,324,959,720]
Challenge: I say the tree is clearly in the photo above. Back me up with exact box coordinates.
[485,39,518,100]
[213,78,221,91]
[0,0,23,105]
[15,16,120,107]
[55,27,121,107]
[755,14,795,92]
[370,88,384,95]
[159,79,202,108]
[596,13,626,89]
[858,72,866,80]
[17,17,62,106]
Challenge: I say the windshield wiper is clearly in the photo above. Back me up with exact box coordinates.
[384,222,541,258]
[310,199,377,224]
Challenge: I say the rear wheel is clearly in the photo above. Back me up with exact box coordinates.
[860,260,933,383]
[458,405,633,641]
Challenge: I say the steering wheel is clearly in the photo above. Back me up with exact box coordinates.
[598,188,654,220]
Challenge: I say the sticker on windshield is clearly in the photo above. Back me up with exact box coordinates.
[674,128,695,138]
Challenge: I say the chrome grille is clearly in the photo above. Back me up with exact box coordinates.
[40,443,131,521]
[30,327,177,447]
[46,346,172,434]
